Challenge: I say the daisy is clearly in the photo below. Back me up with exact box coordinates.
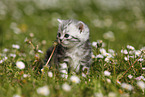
[16,61,25,69]
[121,83,133,91]
[104,70,111,76]
[100,48,107,55]
[3,48,9,52]
[135,50,141,56]
[128,74,133,79]
[96,54,104,59]
[137,81,145,90]
[62,83,71,92]
[70,75,80,84]
[10,54,16,58]
[13,94,21,97]
[37,86,50,96]
[12,44,20,49]
[92,42,97,48]
[48,71,53,77]
[38,50,43,54]
[121,49,128,54]
[127,45,135,50]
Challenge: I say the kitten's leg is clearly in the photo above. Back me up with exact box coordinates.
[81,49,92,77]
[74,64,81,73]
[80,60,90,77]
[59,63,68,79]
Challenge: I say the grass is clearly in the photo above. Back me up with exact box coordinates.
[0,0,145,97]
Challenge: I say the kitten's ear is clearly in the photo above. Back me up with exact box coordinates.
[77,21,84,33]
[57,19,63,24]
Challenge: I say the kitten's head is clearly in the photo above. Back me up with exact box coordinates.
[57,19,90,47]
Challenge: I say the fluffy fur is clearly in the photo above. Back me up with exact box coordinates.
[44,19,92,78]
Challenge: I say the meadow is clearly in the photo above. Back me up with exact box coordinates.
[0,0,145,97]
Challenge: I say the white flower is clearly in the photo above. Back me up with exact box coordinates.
[92,54,95,58]
[16,61,25,69]
[38,50,43,54]
[23,74,30,78]
[138,58,144,62]
[108,49,115,55]
[135,50,141,56]
[3,48,9,52]
[141,47,145,53]
[94,92,103,97]
[70,75,80,84]
[127,45,135,50]
[13,94,21,97]
[117,80,121,85]
[42,40,46,45]
[0,60,3,64]
[100,48,107,55]
[103,53,112,57]
[142,67,145,70]
[128,74,133,79]
[124,56,129,61]
[96,54,104,58]
[137,81,145,90]
[82,73,86,77]
[23,74,28,78]
[135,76,144,81]
[106,78,111,83]
[12,44,20,49]
[129,51,134,55]
[4,56,8,60]
[41,68,44,72]
[0,56,7,63]
[103,31,115,41]
[121,49,128,54]
[121,83,133,91]
[123,50,128,54]
[129,55,134,59]
[37,86,50,96]
[62,83,71,92]
[104,70,111,76]
[48,71,53,77]
[10,54,16,58]
[29,33,34,37]
[92,42,97,47]
[60,70,68,79]
[105,57,110,63]
[120,93,129,97]
[108,92,116,97]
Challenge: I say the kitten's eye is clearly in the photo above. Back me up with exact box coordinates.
[58,33,61,37]
[64,34,69,38]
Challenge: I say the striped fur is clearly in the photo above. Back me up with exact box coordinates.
[45,19,92,78]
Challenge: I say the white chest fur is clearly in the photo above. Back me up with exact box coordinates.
[66,46,84,72]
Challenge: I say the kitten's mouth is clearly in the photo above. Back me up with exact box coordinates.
[58,39,70,47]
[58,39,65,46]
[58,39,63,44]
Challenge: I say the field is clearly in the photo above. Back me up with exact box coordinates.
[0,0,145,97]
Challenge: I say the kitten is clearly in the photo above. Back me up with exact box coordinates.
[44,19,92,78]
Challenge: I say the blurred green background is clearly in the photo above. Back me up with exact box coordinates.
[0,0,145,51]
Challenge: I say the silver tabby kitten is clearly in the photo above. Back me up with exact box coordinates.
[45,19,92,78]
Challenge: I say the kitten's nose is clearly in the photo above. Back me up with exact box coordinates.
[59,39,62,42]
